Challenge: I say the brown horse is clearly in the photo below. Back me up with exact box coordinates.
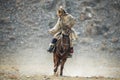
[53,33,70,76]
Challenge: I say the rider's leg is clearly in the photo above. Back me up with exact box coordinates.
[48,32,61,53]
[47,38,57,53]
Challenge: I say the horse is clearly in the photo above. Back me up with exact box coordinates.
[53,32,71,76]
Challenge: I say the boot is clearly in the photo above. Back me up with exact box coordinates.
[47,44,55,53]
[68,53,72,58]
[68,47,73,58]
[47,38,57,53]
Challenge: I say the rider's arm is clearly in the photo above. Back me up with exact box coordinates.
[49,18,61,35]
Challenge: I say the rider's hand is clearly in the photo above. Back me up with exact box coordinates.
[48,29,55,35]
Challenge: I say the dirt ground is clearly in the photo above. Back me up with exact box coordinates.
[0,73,120,80]
[0,75,120,80]
[0,65,120,80]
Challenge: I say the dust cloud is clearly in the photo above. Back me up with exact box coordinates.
[1,38,119,78]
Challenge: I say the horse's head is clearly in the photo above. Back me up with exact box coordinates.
[56,28,71,55]
[60,34,70,52]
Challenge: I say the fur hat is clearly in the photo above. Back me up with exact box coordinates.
[57,6,66,16]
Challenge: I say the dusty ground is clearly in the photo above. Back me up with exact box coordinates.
[0,69,120,80]
[1,75,120,80]
[0,65,120,80]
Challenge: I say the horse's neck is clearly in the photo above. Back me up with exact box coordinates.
[57,36,70,48]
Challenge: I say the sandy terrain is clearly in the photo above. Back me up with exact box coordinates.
[0,65,120,80]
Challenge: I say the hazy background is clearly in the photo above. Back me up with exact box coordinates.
[0,0,120,78]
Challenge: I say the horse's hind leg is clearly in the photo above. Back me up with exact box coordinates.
[60,59,67,76]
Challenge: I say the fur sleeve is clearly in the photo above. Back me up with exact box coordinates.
[49,18,61,35]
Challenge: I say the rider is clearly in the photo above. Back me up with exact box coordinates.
[47,6,78,57]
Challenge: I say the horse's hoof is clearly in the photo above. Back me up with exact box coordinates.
[54,73,59,77]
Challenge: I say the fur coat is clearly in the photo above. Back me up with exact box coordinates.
[49,13,78,40]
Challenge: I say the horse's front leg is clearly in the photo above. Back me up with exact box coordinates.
[54,55,60,75]
[60,58,67,76]
[54,59,60,73]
